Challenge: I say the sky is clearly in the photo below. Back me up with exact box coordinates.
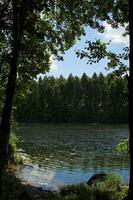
[45,22,129,78]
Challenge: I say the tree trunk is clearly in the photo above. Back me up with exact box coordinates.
[0,0,19,197]
[128,74,133,200]
[127,0,133,199]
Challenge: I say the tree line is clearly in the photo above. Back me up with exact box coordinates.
[14,73,128,124]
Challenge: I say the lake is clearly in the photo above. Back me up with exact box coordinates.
[16,124,129,190]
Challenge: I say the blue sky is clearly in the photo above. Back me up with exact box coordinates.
[46,23,129,78]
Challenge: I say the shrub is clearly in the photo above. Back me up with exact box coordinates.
[58,173,128,200]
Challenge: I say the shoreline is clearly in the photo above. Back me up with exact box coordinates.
[4,170,128,200]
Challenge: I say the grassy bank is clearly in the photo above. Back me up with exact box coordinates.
[3,173,128,200]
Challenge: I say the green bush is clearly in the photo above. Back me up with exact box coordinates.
[116,138,129,153]
[58,173,128,200]
[8,131,24,165]
[91,173,128,200]
[8,131,18,163]
[9,131,18,151]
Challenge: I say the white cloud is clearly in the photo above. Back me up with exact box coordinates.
[101,22,129,45]
[49,56,58,72]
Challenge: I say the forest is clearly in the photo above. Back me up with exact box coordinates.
[14,73,128,124]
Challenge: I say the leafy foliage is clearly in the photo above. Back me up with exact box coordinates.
[76,40,129,76]
[57,174,128,200]
[116,138,129,153]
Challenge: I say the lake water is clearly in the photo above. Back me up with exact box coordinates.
[16,124,129,190]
